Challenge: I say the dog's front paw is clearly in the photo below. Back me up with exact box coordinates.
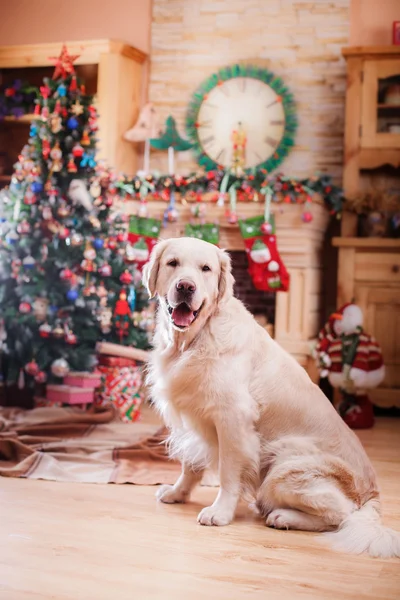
[197,505,233,527]
[156,484,187,504]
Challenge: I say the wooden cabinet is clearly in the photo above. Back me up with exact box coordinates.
[341,46,400,237]
[333,238,400,408]
[0,40,146,180]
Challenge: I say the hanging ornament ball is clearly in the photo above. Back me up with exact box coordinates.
[66,288,79,302]
[67,117,79,130]
[83,246,96,261]
[120,270,133,285]
[51,358,70,378]
[107,238,117,251]
[52,323,65,339]
[39,322,52,338]
[22,255,35,270]
[25,359,39,376]
[301,211,313,223]
[93,238,104,250]
[17,220,31,235]
[6,231,19,245]
[98,263,112,277]
[72,143,84,158]
[227,212,239,225]
[60,268,73,281]
[65,331,77,345]
[31,181,43,194]
[117,232,127,243]
[58,227,70,240]
[260,222,273,234]
[71,232,83,246]
[19,301,31,314]
[35,371,47,384]
[23,189,37,205]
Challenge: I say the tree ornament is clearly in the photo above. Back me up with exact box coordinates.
[98,262,112,277]
[58,226,70,240]
[25,359,39,376]
[89,181,101,198]
[6,231,19,245]
[93,238,104,250]
[17,219,31,235]
[35,371,47,384]
[19,301,32,314]
[89,215,101,229]
[66,288,79,302]
[23,189,37,205]
[57,202,70,218]
[50,142,62,172]
[72,143,84,158]
[113,289,131,340]
[22,255,35,269]
[67,156,78,173]
[120,270,133,285]
[39,323,52,338]
[70,100,84,116]
[52,322,65,339]
[60,268,73,281]
[51,358,70,378]
[117,232,127,243]
[128,286,136,312]
[42,138,51,160]
[81,128,91,146]
[71,232,83,246]
[31,181,43,194]
[69,75,78,91]
[65,330,77,345]
[33,297,49,321]
[107,238,117,251]
[98,306,113,334]
[68,179,93,211]
[50,113,63,133]
[67,116,79,130]
[42,206,52,220]
[83,242,96,261]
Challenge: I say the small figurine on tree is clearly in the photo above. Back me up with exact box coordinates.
[0,46,152,391]
[150,115,192,174]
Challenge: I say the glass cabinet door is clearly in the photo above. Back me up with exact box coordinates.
[361,59,400,149]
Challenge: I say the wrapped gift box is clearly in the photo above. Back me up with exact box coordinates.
[98,355,137,368]
[64,371,102,389]
[47,385,94,405]
[94,364,143,421]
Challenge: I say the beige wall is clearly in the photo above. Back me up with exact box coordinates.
[0,0,152,54]
[148,0,350,181]
[350,0,399,45]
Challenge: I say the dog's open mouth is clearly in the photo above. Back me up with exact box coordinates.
[166,300,203,329]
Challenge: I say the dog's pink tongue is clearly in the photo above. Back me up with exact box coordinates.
[172,303,195,328]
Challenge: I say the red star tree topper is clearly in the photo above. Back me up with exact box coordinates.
[49,44,80,79]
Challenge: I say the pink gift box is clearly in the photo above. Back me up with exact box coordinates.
[46,385,94,405]
[64,371,102,389]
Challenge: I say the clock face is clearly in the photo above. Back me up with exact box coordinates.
[186,65,297,173]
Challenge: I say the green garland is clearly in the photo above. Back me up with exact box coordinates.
[185,64,297,173]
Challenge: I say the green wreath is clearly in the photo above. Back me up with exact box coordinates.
[186,64,297,173]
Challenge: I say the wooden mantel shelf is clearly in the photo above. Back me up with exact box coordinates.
[333,237,400,249]
[342,46,400,58]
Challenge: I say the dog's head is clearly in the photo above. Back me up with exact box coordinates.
[142,237,234,332]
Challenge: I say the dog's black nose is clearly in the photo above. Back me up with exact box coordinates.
[176,280,196,294]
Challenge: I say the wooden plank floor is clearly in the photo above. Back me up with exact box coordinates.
[0,415,399,600]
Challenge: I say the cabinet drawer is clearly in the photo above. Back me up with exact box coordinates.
[355,252,400,283]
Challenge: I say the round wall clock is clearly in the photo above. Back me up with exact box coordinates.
[186,64,297,173]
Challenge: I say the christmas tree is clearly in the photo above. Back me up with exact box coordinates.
[0,46,151,389]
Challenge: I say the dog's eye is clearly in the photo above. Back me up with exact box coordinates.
[202,265,211,272]
[167,259,178,267]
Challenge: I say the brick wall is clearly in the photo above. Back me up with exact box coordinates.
[149,0,350,181]
[230,251,276,323]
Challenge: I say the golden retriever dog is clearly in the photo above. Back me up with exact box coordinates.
[143,237,400,558]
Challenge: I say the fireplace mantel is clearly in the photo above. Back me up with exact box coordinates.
[124,201,330,369]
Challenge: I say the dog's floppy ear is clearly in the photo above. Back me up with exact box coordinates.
[142,239,168,298]
[218,249,234,304]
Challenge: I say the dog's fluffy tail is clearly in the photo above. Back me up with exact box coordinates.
[324,499,400,558]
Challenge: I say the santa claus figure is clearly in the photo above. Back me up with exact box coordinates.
[315,303,385,429]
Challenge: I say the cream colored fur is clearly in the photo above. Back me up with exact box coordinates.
[143,237,400,558]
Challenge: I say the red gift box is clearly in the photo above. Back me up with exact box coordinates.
[98,355,137,368]
[94,364,143,421]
